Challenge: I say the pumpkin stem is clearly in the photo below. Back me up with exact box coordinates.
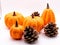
[15,21,18,27]
[47,3,49,9]
[31,14,34,18]
[32,12,40,16]
[13,11,16,16]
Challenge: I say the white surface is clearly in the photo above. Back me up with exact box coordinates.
[0,0,2,19]
[0,0,60,45]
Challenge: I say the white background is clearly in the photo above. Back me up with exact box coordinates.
[0,0,60,45]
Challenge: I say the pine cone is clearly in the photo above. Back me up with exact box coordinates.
[24,26,39,43]
[44,22,58,37]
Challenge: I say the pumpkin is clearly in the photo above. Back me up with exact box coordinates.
[10,21,24,40]
[23,12,44,33]
[41,3,55,25]
[4,11,24,29]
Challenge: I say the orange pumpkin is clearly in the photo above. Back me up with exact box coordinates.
[4,11,24,29]
[10,21,24,40]
[41,3,55,25]
[23,12,44,33]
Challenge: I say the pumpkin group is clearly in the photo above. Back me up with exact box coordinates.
[23,12,44,33]
[4,3,57,41]
[41,3,55,25]
[10,21,24,40]
[4,11,24,29]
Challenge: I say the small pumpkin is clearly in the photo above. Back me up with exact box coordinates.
[41,3,55,25]
[4,11,24,29]
[10,21,24,40]
[23,12,44,33]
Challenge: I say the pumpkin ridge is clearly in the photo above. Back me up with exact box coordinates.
[49,10,55,23]
[43,10,47,25]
